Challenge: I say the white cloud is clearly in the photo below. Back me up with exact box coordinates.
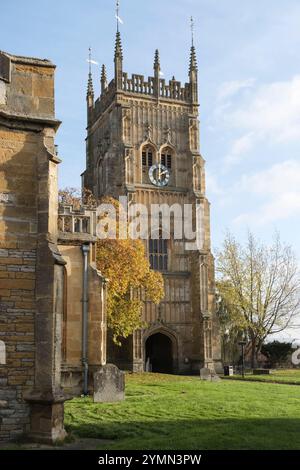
[214,76,300,169]
[206,171,224,196]
[217,78,256,101]
[224,132,255,166]
[238,160,300,195]
[233,160,300,225]
[234,192,300,226]
[224,75,300,144]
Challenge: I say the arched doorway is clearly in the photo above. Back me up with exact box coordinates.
[145,333,173,374]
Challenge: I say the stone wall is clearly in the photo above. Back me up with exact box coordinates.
[58,204,107,395]
[0,243,36,441]
[0,51,66,442]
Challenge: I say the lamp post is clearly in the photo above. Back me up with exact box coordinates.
[238,341,247,379]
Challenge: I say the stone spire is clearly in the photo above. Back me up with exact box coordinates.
[101,64,107,94]
[87,48,94,99]
[189,45,198,75]
[114,31,123,90]
[189,17,198,104]
[87,48,94,124]
[154,49,160,76]
[87,71,94,98]
[153,49,160,98]
[114,30,123,61]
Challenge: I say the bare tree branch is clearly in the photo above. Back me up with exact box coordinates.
[216,231,300,367]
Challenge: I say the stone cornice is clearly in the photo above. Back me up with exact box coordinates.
[0,50,55,68]
[0,109,61,132]
[45,148,62,164]
[134,183,189,194]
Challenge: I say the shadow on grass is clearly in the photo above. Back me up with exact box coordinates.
[66,417,300,450]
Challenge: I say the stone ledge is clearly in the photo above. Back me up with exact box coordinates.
[0,110,61,131]
[24,389,72,405]
[0,51,54,68]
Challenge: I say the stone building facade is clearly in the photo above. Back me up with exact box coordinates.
[0,50,66,442]
[58,204,107,395]
[0,51,107,443]
[82,32,222,374]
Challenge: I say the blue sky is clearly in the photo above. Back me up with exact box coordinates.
[2,0,300,340]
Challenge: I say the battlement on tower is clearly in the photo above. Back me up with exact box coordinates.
[87,32,198,123]
[122,73,190,101]
[92,72,191,120]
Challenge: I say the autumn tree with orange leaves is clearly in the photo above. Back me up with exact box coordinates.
[59,189,164,344]
[96,197,164,344]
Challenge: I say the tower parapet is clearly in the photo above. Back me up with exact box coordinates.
[121,72,190,101]
[87,32,198,125]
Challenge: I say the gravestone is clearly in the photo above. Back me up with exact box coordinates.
[211,374,221,382]
[200,367,211,381]
[93,364,125,403]
[200,367,221,382]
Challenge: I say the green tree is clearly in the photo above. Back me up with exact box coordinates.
[261,341,293,367]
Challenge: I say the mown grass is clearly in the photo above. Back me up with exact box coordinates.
[65,373,300,450]
[225,369,300,385]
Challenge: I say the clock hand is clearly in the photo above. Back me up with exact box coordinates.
[158,164,162,181]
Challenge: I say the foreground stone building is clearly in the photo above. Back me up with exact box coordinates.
[58,204,107,394]
[0,51,107,442]
[82,31,222,374]
[0,50,66,442]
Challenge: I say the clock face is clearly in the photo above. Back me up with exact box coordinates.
[149,164,170,187]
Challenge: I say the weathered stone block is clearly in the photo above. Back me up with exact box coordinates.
[200,367,221,382]
[200,367,211,380]
[0,340,6,365]
[32,77,53,99]
[26,397,67,445]
[14,74,33,96]
[93,364,125,403]
[0,257,23,265]
[0,279,35,290]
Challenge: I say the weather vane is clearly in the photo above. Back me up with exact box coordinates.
[190,16,194,47]
[116,0,123,31]
[88,47,92,75]
[87,47,99,73]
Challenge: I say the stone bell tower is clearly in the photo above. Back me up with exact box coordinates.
[82,26,222,374]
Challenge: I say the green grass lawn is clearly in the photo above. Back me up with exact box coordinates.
[65,373,300,450]
[225,369,300,385]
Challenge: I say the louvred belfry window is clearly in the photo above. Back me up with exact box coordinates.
[142,146,153,167]
[161,152,172,169]
[149,237,168,271]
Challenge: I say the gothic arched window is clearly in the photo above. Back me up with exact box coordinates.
[142,145,154,168]
[149,236,168,271]
[74,218,81,233]
[200,263,208,313]
[82,218,90,234]
[160,147,173,169]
